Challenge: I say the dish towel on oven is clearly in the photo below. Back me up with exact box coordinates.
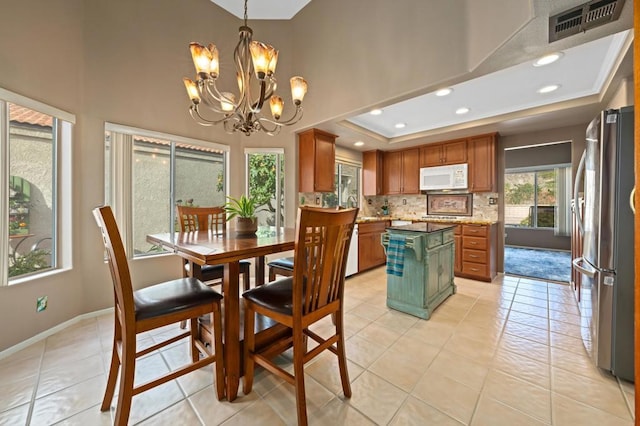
[386,234,406,277]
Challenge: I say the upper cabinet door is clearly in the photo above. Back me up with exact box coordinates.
[297,128,336,192]
[442,140,467,165]
[420,144,443,167]
[468,134,497,192]
[362,150,384,196]
[382,151,403,194]
[401,148,420,194]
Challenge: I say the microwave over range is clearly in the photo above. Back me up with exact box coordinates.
[419,163,468,191]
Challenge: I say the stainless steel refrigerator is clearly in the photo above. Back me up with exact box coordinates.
[572,106,634,382]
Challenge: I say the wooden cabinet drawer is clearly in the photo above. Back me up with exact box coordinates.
[462,249,488,264]
[462,236,487,250]
[462,225,487,237]
[462,262,488,277]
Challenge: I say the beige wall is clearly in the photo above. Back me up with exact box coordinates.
[0,0,624,352]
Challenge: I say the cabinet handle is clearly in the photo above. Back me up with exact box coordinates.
[470,241,477,245]
[469,254,479,258]
[471,268,479,271]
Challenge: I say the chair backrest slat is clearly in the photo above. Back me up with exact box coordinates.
[293,206,358,315]
[177,206,226,233]
[93,206,136,323]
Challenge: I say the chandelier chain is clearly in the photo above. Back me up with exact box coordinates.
[244,0,248,27]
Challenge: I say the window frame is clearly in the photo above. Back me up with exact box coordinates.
[0,87,74,286]
[105,123,229,259]
[333,157,361,208]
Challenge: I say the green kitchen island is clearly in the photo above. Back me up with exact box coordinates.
[382,222,456,319]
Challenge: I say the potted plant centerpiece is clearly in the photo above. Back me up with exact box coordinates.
[225,195,258,236]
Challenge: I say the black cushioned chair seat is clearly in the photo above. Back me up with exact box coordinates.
[186,260,251,276]
[267,257,294,270]
[134,277,222,321]
[242,277,295,316]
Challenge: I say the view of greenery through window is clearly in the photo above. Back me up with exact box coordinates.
[247,152,284,228]
[8,103,56,279]
[504,169,556,228]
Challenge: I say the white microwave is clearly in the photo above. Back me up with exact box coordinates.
[419,164,468,191]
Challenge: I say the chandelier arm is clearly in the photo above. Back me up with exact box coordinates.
[254,119,281,135]
[202,81,239,112]
[258,106,304,126]
[190,105,235,126]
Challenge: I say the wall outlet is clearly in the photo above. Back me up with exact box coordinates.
[402,199,407,205]
[367,198,372,205]
[36,296,48,312]
[489,197,498,205]
[315,196,321,205]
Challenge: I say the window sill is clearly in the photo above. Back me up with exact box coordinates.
[8,267,72,286]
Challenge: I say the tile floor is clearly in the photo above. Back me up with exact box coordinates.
[0,269,635,425]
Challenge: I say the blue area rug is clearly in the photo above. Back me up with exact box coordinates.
[504,246,571,283]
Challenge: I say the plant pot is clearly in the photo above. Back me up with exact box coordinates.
[235,217,258,236]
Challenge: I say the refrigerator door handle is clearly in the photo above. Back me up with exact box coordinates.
[573,150,586,236]
[630,187,636,214]
[572,256,596,278]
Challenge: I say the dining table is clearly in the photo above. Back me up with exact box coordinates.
[147,226,296,401]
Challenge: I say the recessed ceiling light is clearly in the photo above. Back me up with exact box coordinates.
[370,109,383,115]
[537,84,560,94]
[455,107,470,115]
[354,141,365,147]
[394,122,406,129]
[435,88,453,97]
[533,52,563,67]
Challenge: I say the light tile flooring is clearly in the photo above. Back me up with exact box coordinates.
[0,269,635,425]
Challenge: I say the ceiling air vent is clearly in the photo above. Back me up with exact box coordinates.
[549,0,625,42]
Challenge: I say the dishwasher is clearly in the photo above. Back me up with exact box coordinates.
[346,224,358,276]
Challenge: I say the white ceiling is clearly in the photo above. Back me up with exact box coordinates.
[346,30,632,141]
[210,0,312,20]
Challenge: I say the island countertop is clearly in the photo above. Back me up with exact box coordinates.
[386,222,456,233]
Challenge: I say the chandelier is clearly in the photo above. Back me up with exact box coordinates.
[182,0,308,136]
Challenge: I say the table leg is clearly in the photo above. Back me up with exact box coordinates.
[255,256,265,286]
[223,261,241,401]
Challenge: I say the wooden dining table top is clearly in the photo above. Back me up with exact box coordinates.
[147,226,297,265]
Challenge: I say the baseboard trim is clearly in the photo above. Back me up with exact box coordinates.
[0,307,114,361]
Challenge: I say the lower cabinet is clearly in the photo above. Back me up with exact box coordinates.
[440,222,496,281]
[358,220,389,272]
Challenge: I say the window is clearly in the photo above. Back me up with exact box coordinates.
[504,166,570,229]
[1,89,74,285]
[245,149,284,228]
[106,124,228,258]
[325,160,360,208]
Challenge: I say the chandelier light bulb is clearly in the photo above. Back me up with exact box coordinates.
[220,92,236,112]
[270,96,284,119]
[290,77,308,105]
[183,78,201,104]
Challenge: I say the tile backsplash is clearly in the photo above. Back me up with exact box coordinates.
[298,192,499,222]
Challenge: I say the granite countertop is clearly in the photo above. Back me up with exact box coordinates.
[356,216,496,225]
[386,222,457,233]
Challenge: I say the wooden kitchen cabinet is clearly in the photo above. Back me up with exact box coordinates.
[358,220,389,272]
[459,223,497,281]
[362,150,384,196]
[297,128,336,192]
[420,139,467,167]
[383,148,419,194]
[467,133,497,192]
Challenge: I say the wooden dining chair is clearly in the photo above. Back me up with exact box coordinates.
[176,205,251,291]
[242,206,359,425]
[267,256,294,282]
[93,206,225,425]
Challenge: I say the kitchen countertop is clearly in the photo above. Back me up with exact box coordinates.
[356,216,496,225]
[386,222,457,233]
